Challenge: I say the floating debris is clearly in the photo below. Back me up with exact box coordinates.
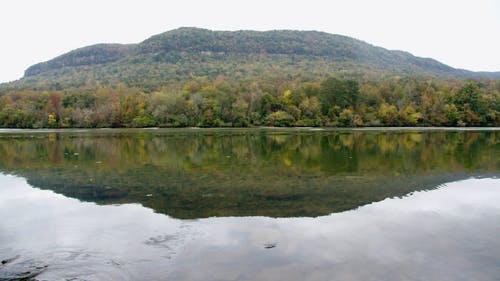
[264,242,278,249]
[145,234,178,249]
[1,255,20,265]
[0,255,47,281]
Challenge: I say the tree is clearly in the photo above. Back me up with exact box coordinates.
[299,96,321,119]
[319,77,359,113]
[454,81,480,111]
[338,109,354,127]
[443,104,461,126]
[400,105,422,126]
[259,93,281,117]
[232,98,249,126]
[47,93,62,125]
[265,111,295,127]
[379,103,399,126]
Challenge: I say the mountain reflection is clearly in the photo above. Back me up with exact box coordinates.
[0,129,498,218]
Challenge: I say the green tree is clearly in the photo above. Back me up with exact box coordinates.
[319,77,360,113]
[454,81,480,111]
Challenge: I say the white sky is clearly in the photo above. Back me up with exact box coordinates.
[1,0,499,83]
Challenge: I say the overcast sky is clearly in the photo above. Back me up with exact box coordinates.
[1,0,499,83]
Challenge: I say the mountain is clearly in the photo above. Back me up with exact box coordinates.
[7,27,500,90]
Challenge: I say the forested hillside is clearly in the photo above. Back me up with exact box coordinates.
[0,27,499,128]
[15,27,500,90]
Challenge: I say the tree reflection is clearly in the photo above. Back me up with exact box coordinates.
[0,129,498,218]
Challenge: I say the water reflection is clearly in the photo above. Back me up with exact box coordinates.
[0,174,182,280]
[1,174,499,280]
[169,178,500,281]
[0,129,498,218]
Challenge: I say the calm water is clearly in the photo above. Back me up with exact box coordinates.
[0,128,499,280]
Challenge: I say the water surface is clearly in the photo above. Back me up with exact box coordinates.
[0,128,498,280]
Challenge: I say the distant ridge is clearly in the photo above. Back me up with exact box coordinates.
[6,27,500,90]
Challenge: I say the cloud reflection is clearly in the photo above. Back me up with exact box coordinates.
[1,175,499,281]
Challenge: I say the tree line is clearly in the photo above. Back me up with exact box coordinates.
[0,76,498,128]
